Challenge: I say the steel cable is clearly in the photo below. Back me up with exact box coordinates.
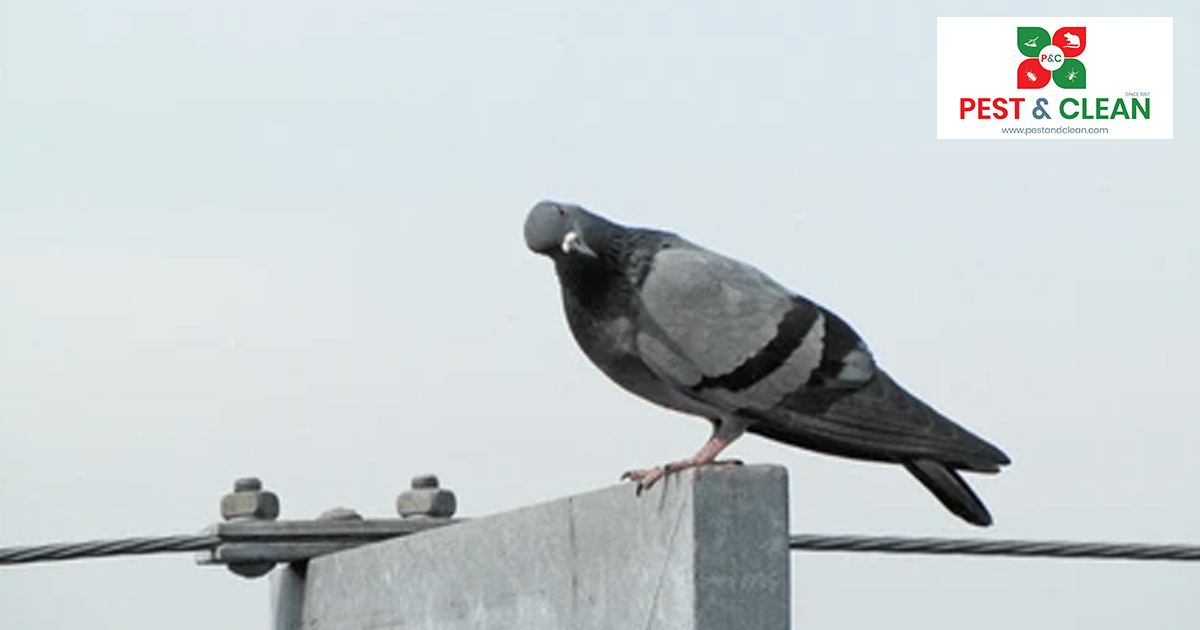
[0,535,220,565]
[790,534,1200,562]
[5,532,1200,566]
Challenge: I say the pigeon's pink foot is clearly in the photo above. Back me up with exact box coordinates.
[620,423,745,495]
[620,458,745,495]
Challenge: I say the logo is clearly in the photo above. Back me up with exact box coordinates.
[1017,26,1086,89]
[937,18,1172,139]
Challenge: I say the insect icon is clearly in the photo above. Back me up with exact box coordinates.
[1026,70,1038,83]
[1024,37,1039,47]
[1066,68,1080,82]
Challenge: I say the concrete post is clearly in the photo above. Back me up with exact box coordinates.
[270,563,306,630]
[283,465,789,630]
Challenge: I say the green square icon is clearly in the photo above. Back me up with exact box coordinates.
[1054,59,1086,89]
[1017,27,1050,57]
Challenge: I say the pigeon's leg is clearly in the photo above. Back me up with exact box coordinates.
[621,419,746,495]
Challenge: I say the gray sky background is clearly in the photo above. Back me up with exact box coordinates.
[1,1,1196,628]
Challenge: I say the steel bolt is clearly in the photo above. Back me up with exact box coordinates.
[411,474,440,489]
[234,477,262,492]
[221,477,280,521]
[396,474,457,518]
[220,476,281,579]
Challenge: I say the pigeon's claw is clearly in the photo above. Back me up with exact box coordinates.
[622,428,745,495]
[621,458,745,495]
[621,466,668,495]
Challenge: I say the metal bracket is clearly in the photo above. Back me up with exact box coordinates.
[200,475,462,578]
[196,517,462,577]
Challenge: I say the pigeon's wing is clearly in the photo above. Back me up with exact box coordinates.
[632,243,1008,471]
[632,243,874,413]
[753,368,1010,471]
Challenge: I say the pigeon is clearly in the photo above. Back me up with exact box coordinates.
[524,200,1010,526]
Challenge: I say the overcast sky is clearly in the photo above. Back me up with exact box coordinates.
[1,2,1197,628]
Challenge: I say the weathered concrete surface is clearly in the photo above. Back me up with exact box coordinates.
[295,465,789,630]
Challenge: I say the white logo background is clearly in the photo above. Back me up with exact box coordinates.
[937,17,1173,140]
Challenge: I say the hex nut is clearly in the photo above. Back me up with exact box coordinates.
[397,475,456,518]
[221,479,281,521]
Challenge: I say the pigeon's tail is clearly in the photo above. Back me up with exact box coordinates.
[904,459,993,527]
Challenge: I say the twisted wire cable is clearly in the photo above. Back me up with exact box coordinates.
[0,535,220,565]
[790,534,1200,562]
[5,532,1200,566]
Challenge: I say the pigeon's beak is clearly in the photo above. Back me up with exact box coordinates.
[561,231,598,258]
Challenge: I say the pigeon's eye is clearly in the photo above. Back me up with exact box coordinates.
[557,207,567,218]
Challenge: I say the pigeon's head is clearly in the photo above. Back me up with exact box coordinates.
[524,200,601,259]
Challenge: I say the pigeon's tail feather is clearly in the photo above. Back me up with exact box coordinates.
[904,459,993,527]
